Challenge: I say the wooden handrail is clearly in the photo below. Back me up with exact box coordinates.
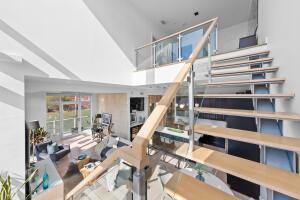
[135,17,218,50]
[65,17,218,199]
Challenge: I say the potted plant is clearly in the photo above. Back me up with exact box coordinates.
[30,127,48,145]
[0,170,37,200]
[193,163,206,181]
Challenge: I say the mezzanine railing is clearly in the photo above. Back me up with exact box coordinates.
[135,19,218,70]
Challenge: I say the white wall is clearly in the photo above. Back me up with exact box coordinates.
[0,0,162,193]
[257,0,300,139]
[97,93,130,140]
[218,19,256,53]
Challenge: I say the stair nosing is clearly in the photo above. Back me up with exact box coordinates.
[210,67,279,77]
[194,107,300,121]
[194,124,300,152]
[176,143,300,199]
[213,50,270,63]
[195,93,295,99]
[212,58,273,69]
[200,78,285,87]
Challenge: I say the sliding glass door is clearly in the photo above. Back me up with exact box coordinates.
[62,101,81,136]
[46,94,92,138]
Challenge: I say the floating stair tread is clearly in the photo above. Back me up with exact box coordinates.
[211,67,279,77]
[195,93,295,99]
[212,58,273,69]
[213,50,270,63]
[175,143,300,199]
[194,107,300,121]
[164,171,238,200]
[194,124,300,152]
[200,78,285,87]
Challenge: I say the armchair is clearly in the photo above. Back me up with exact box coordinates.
[35,140,70,162]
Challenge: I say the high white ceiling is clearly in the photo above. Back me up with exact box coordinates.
[129,0,256,35]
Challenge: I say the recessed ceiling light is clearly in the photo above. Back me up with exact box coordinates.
[160,20,166,25]
[194,11,199,16]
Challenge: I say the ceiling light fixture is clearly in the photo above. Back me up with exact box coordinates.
[194,11,199,16]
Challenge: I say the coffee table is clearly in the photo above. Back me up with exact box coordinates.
[80,161,101,178]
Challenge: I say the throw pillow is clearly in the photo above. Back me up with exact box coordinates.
[107,137,119,148]
[52,142,59,152]
[47,144,55,154]
[47,142,59,154]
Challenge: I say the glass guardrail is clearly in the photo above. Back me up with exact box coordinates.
[135,22,218,71]
[73,160,133,200]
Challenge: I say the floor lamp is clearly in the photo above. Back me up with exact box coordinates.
[26,120,40,162]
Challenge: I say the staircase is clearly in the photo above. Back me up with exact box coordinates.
[66,18,300,200]
[188,46,300,200]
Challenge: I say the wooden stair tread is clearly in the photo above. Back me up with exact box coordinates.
[194,124,300,152]
[194,107,300,121]
[195,93,295,99]
[200,78,285,87]
[175,143,300,199]
[212,58,273,69]
[213,50,270,63]
[211,67,279,77]
[164,171,237,200]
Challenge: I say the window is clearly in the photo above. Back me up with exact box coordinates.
[46,94,92,138]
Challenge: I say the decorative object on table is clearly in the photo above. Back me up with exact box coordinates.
[42,167,49,190]
[77,154,87,160]
[84,163,95,172]
[35,140,70,162]
[167,127,184,133]
[0,169,37,200]
[193,163,206,181]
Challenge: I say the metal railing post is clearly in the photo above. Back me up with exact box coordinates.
[207,35,212,83]
[133,168,146,200]
[188,65,195,154]
[178,34,183,62]
[152,44,156,68]
[215,24,219,54]
[135,49,138,69]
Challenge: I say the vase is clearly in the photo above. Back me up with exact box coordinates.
[42,167,49,190]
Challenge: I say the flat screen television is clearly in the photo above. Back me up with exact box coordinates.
[130,97,144,111]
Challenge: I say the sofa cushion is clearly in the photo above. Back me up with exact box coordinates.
[39,152,49,160]
[47,142,58,154]
[107,137,119,148]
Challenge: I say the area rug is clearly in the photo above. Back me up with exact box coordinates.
[63,163,83,195]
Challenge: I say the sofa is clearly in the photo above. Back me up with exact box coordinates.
[35,140,70,162]
[95,136,131,161]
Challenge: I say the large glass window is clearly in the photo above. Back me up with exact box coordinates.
[46,94,92,138]
[46,96,60,137]
[81,96,92,131]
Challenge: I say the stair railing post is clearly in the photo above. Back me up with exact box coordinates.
[215,23,219,54]
[188,65,195,154]
[178,33,183,62]
[152,43,156,68]
[135,49,138,69]
[207,35,212,83]
[133,168,146,200]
